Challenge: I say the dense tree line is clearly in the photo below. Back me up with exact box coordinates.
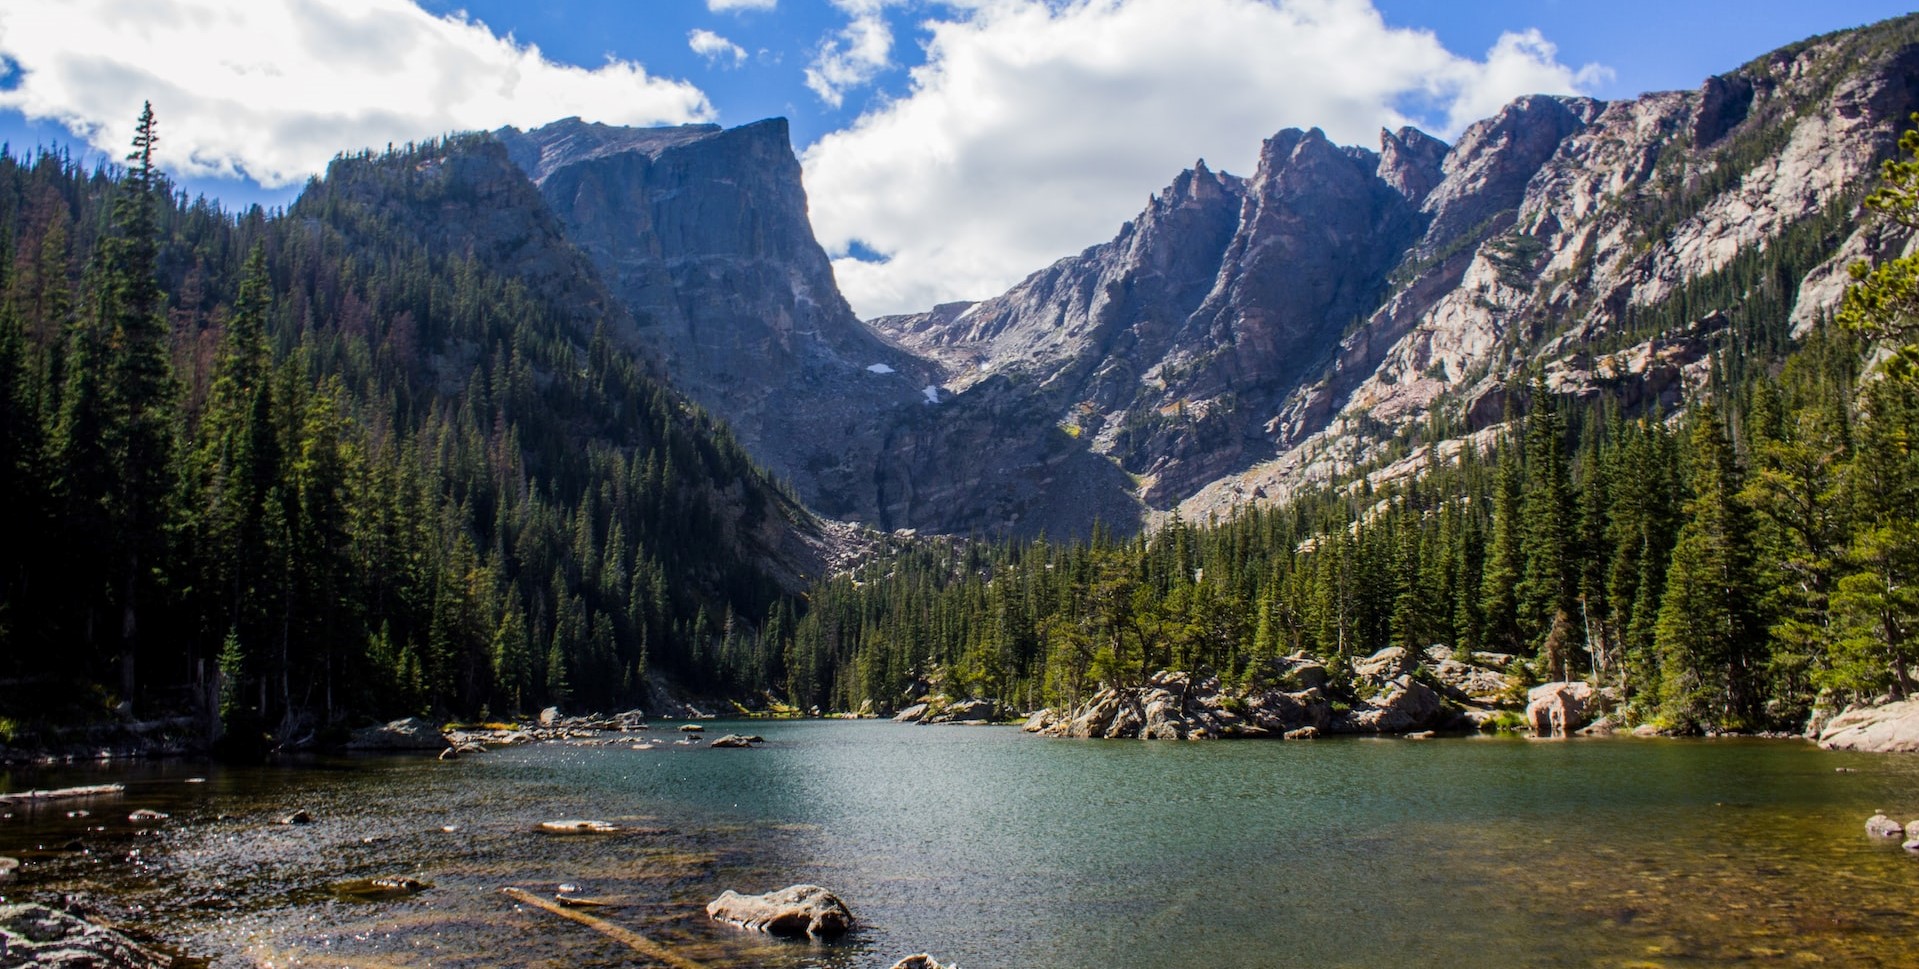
[0,109,808,741]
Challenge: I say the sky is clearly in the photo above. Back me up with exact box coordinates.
[0,1,1911,318]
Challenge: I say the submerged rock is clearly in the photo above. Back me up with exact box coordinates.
[345,716,449,751]
[0,903,171,968]
[539,819,618,834]
[127,809,168,822]
[1817,700,1919,753]
[890,956,951,969]
[1867,813,1905,838]
[278,810,315,825]
[706,884,854,937]
[333,875,432,900]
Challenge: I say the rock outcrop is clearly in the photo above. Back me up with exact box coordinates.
[1034,655,1487,740]
[705,885,854,937]
[1817,700,1919,753]
[345,717,449,751]
[0,903,172,968]
[1528,682,1598,738]
[894,696,1004,724]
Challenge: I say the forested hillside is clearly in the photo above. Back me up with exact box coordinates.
[769,128,1919,732]
[0,108,820,742]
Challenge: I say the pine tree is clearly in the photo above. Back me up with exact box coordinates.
[1518,382,1578,678]
[1653,403,1764,729]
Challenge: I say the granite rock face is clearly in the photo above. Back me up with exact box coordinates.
[1818,699,1919,753]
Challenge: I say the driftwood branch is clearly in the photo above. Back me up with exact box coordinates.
[499,886,708,969]
[0,784,126,804]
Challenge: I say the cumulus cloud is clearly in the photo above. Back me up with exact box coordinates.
[709,0,777,10]
[804,0,899,108]
[0,0,714,188]
[804,0,1606,317]
[689,28,748,68]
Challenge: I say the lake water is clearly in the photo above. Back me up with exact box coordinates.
[3,722,1918,968]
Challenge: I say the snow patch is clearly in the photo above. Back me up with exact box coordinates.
[922,385,942,404]
[866,363,896,374]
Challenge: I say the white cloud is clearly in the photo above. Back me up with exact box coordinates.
[709,0,777,10]
[804,0,1606,317]
[689,28,748,68]
[0,0,714,188]
[804,0,900,108]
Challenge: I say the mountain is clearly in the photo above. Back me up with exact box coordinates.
[498,116,1144,537]
[879,14,1919,527]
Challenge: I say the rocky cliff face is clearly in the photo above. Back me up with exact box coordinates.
[497,118,934,524]
[882,15,1919,528]
[497,118,1143,537]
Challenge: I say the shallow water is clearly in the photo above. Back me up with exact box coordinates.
[3,723,1918,968]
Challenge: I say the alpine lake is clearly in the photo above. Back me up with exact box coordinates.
[3,722,1918,968]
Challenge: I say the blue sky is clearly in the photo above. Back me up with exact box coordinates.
[0,1,1911,314]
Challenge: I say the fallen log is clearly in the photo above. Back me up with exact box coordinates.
[0,784,126,804]
[500,887,708,969]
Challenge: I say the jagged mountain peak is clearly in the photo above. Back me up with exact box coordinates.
[1377,126,1448,205]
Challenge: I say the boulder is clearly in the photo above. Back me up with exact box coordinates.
[0,857,17,877]
[0,903,171,968]
[1283,726,1320,740]
[278,810,315,825]
[1527,682,1597,738]
[890,957,951,969]
[1430,658,1509,702]
[1816,700,1919,753]
[1578,715,1618,737]
[706,884,854,937]
[1867,813,1905,838]
[935,698,1001,723]
[678,723,706,733]
[1353,646,1411,679]
[1244,689,1331,734]
[1021,709,1056,733]
[1278,659,1329,691]
[127,809,168,822]
[345,716,448,751]
[892,703,929,724]
[710,734,764,748]
[1344,676,1444,734]
[1909,819,1919,842]
[539,706,561,726]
